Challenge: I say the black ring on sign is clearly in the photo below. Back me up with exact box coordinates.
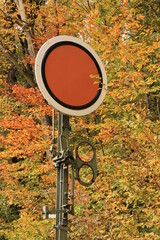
[77,141,94,163]
[41,41,102,110]
[78,164,95,187]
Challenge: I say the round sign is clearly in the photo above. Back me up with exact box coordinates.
[35,36,107,116]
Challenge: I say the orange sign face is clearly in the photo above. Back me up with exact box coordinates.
[35,36,107,116]
[44,44,99,108]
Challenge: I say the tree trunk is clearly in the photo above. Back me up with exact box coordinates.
[14,0,35,59]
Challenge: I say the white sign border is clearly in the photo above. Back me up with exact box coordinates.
[35,35,107,116]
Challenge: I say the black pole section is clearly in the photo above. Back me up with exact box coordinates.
[55,113,62,240]
[54,113,70,240]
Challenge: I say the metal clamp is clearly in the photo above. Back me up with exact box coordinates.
[42,206,56,219]
[42,206,74,220]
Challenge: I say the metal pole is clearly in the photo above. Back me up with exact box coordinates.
[55,113,62,240]
[60,114,69,240]
[55,113,69,240]
[43,111,96,240]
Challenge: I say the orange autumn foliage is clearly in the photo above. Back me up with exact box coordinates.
[0,0,160,239]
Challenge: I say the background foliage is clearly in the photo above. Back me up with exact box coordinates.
[0,0,160,239]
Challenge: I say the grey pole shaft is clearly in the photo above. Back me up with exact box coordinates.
[60,114,69,240]
[55,113,62,240]
[55,113,69,240]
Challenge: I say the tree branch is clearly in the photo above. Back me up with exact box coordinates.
[14,0,35,59]
[0,43,36,88]
[0,8,31,28]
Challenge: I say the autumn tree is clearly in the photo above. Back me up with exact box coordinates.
[0,0,160,239]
